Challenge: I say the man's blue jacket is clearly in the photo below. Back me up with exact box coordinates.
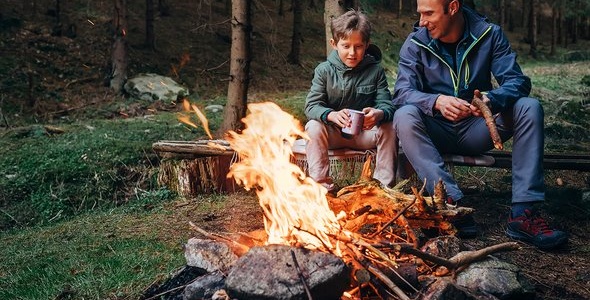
[392,6,531,116]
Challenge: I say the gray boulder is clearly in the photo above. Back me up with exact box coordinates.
[456,257,535,300]
[124,73,189,102]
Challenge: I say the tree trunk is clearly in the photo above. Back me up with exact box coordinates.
[278,0,284,16]
[571,0,578,44]
[110,0,129,94]
[559,0,566,47]
[529,0,538,58]
[521,0,528,29]
[550,1,557,56]
[287,0,303,64]
[158,0,170,16]
[507,0,514,31]
[397,0,403,18]
[153,140,237,196]
[219,0,252,136]
[499,0,505,28]
[146,0,156,50]
[324,0,346,57]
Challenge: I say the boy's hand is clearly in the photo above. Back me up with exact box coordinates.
[327,109,354,128]
[361,107,383,129]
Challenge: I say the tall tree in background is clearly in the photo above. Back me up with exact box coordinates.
[398,0,403,18]
[499,0,506,28]
[287,0,303,64]
[146,0,156,50]
[551,0,559,56]
[529,0,538,58]
[219,0,252,135]
[521,0,529,29]
[323,0,346,56]
[110,0,129,94]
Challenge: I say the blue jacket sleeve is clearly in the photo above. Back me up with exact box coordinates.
[392,36,440,116]
[486,26,532,114]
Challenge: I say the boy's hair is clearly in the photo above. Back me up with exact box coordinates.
[330,10,371,43]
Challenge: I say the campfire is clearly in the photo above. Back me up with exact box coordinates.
[151,101,524,300]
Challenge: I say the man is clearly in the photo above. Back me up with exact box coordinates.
[392,0,567,249]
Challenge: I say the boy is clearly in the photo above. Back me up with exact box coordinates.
[304,10,397,195]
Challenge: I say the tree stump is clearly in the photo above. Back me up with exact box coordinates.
[153,140,238,196]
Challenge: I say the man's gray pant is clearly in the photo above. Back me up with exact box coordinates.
[393,97,544,203]
[304,120,398,191]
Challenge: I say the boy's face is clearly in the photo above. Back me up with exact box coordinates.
[330,30,369,68]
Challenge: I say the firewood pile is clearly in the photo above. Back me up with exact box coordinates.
[188,158,520,300]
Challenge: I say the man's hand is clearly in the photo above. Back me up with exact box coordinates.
[361,107,383,129]
[435,95,472,122]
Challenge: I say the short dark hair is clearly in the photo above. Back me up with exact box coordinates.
[330,10,372,43]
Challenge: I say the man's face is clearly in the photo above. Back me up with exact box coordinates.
[417,0,454,41]
[331,31,368,68]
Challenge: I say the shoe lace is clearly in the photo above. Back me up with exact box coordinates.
[523,211,552,235]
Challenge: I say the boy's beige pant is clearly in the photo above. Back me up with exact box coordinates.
[304,119,398,192]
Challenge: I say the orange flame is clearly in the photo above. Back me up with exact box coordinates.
[178,99,213,139]
[227,102,345,252]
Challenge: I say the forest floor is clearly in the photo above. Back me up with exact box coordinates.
[1,0,590,299]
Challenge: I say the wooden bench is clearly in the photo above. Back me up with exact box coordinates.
[292,138,590,187]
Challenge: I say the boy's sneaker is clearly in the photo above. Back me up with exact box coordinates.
[506,209,568,250]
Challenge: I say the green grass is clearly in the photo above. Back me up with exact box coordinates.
[0,210,184,299]
[0,193,234,299]
[0,111,212,229]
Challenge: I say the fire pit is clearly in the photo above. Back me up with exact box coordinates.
[147,102,527,300]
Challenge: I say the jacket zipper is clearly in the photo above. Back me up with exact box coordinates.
[411,25,492,97]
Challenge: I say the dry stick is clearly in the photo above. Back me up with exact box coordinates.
[188,222,251,256]
[347,245,410,300]
[290,249,313,300]
[397,242,521,271]
[472,89,503,150]
[368,196,416,238]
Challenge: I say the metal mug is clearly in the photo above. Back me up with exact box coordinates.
[341,109,364,138]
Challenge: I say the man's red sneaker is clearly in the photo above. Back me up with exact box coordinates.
[506,209,568,250]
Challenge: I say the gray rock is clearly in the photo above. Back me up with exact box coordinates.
[124,73,188,102]
[417,277,481,300]
[183,270,226,300]
[456,257,535,300]
[225,245,349,300]
[184,238,238,273]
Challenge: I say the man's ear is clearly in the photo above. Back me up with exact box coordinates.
[330,38,337,48]
[449,0,460,14]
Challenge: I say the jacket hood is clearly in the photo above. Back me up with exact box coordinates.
[327,43,383,71]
